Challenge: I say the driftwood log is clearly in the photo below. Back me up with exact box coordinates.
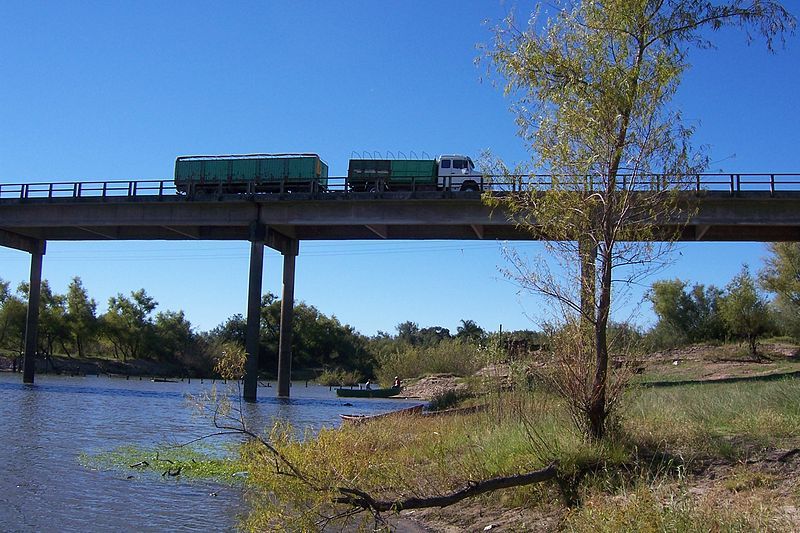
[334,462,559,513]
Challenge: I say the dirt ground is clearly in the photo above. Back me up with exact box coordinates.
[398,374,468,400]
[641,341,800,382]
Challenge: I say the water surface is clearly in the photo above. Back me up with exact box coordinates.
[0,374,420,531]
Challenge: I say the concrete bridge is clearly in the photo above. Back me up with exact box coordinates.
[2,174,800,399]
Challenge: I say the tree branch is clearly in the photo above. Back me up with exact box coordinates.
[333,462,559,513]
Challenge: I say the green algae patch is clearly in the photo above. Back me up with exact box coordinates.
[80,444,245,483]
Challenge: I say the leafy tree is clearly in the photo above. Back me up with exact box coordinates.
[485,1,793,439]
[101,289,157,360]
[0,278,9,303]
[207,313,247,346]
[395,321,420,345]
[417,326,452,346]
[761,243,800,306]
[648,279,725,346]
[18,280,70,357]
[456,319,485,343]
[66,277,97,358]
[153,310,194,362]
[231,293,374,377]
[0,280,26,352]
[760,242,800,338]
[719,266,773,360]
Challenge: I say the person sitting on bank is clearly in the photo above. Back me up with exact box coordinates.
[365,380,372,390]
[393,376,401,388]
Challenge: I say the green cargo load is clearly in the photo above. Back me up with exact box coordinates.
[389,160,437,184]
[175,153,328,193]
[348,159,437,191]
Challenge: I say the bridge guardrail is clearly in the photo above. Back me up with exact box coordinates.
[1,174,799,200]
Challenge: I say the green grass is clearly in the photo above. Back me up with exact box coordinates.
[625,378,800,457]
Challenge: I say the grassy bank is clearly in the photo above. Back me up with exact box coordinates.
[235,377,800,531]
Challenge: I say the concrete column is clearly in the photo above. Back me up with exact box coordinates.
[276,246,297,397]
[243,240,264,402]
[23,242,45,384]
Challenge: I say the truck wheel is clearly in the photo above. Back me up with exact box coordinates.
[460,182,479,192]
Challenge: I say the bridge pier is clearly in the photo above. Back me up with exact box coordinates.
[277,245,298,398]
[243,239,264,402]
[23,241,46,384]
[243,225,299,401]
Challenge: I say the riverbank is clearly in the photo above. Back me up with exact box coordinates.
[0,352,192,378]
[0,352,320,382]
[233,341,800,531]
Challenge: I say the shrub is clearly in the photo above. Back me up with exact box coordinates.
[315,368,363,386]
[375,338,483,383]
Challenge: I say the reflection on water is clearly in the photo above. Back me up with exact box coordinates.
[0,374,421,531]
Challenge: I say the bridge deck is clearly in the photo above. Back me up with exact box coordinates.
[2,190,800,246]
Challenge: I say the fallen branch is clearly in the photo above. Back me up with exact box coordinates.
[745,448,800,464]
[334,462,559,512]
[422,404,489,417]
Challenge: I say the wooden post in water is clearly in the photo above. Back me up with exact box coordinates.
[243,238,265,402]
[23,241,45,384]
[277,240,298,397]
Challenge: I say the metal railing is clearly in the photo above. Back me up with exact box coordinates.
[0,179,178,199]
[1,173,799,200]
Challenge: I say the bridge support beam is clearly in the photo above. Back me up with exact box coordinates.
[23,240,46,384]
[243,239,265,402]
[277,240,299,398]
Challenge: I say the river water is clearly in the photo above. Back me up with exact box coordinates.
[0,373,421,532]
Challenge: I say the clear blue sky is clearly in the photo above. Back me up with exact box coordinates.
[0,1,797,336]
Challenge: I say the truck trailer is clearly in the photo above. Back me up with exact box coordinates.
[174,153,328,194]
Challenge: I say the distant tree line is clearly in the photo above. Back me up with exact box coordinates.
[645,243,800,358]
[0,276,540,381]
[3,243,792,378]
[0,277,197,369]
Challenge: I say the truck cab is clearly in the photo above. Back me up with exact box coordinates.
[437,155,482,191]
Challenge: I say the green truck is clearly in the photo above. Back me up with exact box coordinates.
[347,154,482,192]
[174,153,328,194]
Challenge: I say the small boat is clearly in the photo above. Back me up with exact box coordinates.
[335,386,401,398]
[151,378,178,383]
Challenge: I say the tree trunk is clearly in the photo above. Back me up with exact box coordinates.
[0,316,8,346]
[59,340,72,358]
[579,239,597,324]
[588,245,614,440]
[749,335,759,360]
